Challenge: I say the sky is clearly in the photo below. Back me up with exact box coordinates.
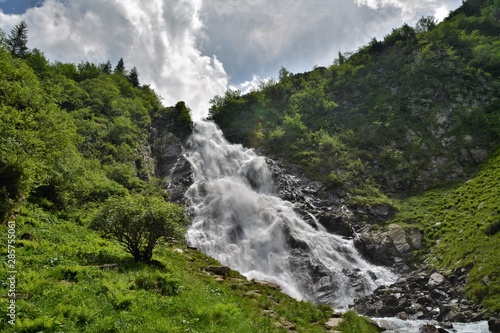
[0,0,462,119]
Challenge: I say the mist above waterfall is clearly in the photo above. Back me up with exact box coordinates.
[185,121,397,308]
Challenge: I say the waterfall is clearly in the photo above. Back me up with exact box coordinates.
[185,121,397,309]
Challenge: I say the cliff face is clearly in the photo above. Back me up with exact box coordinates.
[148,109,193,204]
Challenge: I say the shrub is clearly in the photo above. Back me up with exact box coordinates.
[90,194,189,262]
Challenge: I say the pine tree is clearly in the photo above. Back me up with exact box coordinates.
[101,60,112,74]
[8,20,28,58]
[114,57,125,74]
[128,66,140,87]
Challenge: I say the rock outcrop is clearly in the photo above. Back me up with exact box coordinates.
[354,224,422,271]
[149,125,193,204]
[351,267,488,323]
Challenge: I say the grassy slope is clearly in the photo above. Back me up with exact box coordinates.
[0,204,381,333]
[390,147,500,311]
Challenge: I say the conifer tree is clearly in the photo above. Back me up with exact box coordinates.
[114,57,125,74]
[128,66,140,87]
[101,60,112,74]
[7,20,28,58]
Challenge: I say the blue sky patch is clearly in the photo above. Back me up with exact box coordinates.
[0,0,43,15]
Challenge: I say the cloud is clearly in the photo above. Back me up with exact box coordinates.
[354,0,461,21]
[0,0,228,119]
[0,0,463,119]
[199,0,418,83]
[231,74,273,95]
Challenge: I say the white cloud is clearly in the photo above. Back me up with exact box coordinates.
[0,0,463,119]
[354,0,461,21]
[0,0,228,119]
[231,74,273,95]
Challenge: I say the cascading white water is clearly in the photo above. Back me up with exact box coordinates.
[185,121,397,308]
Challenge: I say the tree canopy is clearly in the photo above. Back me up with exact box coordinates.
[7,20,28,58]
[90,194,189,262]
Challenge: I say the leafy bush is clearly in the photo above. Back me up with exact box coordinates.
[90,194,189,262]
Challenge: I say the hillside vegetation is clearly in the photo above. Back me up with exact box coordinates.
[209,0,500,200]
[208,0,500,312]
[390,147,500,311]
[0,23,378,332]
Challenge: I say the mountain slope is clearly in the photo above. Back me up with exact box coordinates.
[207,0,500,314]
[209,0,500,199]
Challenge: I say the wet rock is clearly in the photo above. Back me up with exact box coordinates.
[488,317,500,333]
[351,266,486,322]
[353,224,415,270]
[149,129,193,204]
[317,212,353,237]
[420,323,439,333]
[398,312,409,320]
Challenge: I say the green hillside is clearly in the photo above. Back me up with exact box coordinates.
[208,0,500,313]
[209,0,500,199]
[390,147,500,311]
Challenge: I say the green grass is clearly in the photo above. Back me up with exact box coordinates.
[335,311,381,333]
[1,203,379,332]
[389,147,500,311]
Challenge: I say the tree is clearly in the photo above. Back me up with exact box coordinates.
[128,66,140,87]
[0,48,79,223]
[90,194,189,262]
[7,20,28,58]
[415,16,437,34]
[101,60,112,74]
[114,57,125,74]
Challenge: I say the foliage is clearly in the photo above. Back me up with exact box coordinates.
[335,311,381,333]
[0,203,349,332]
[208,0,500,201]
[7,20,28,58]
[91,194,189,262]
[128,66,140,87]
[114,57,125,74]
[390,147,500,311]
[0,47,79,222]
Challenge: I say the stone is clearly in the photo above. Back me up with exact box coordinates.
[428,273,446,287]
[398,312,409,320]
[489,317,500,333]
[254,280,281,290]
[384,294,399,307]
[430,289,449,301]
[207,266,232,276]
[469,149,488,163]
[419,323,439,333]
[317,212,353,237]
[325,317,343,329]
[387,224,412,258]
[482,276,491,286]
[409,229,423,249]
